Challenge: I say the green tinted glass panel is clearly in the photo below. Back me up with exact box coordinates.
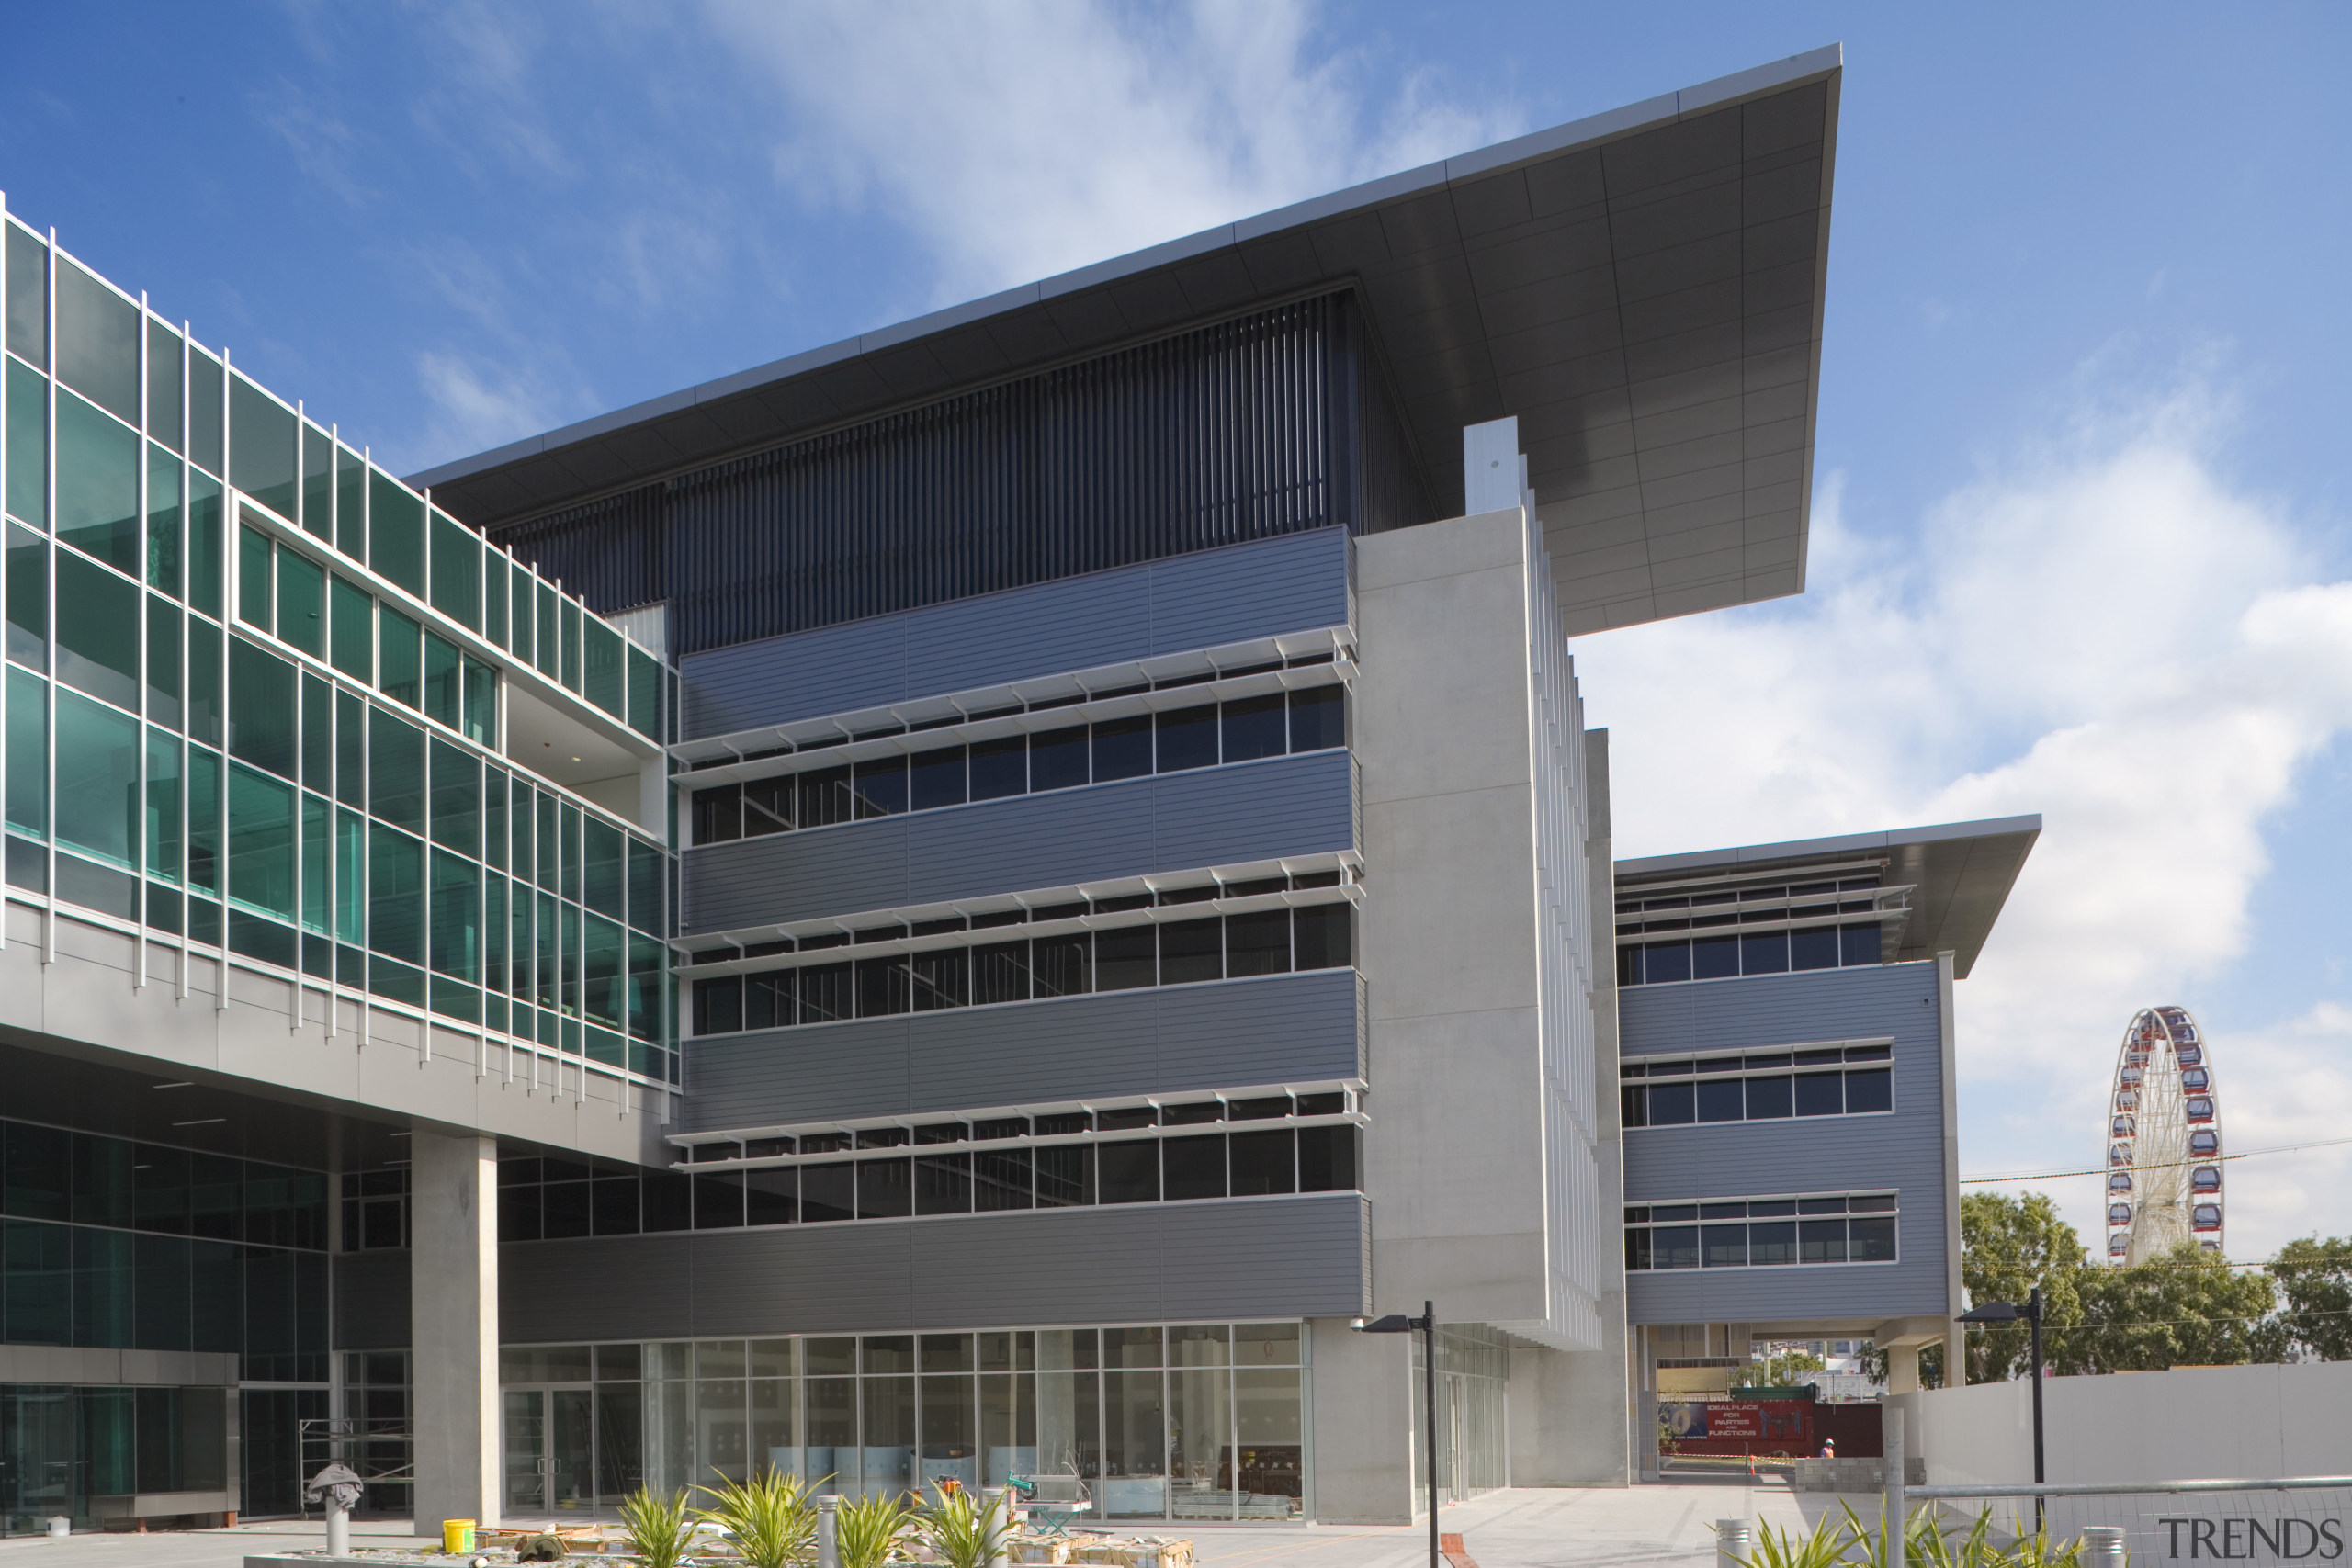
[187,746,220,891]
[278,548,323,658]
[535,792,556,889]
[379,604,421,707]
[428,509,479,631]
[53,548,138,710]
[55,389,139,573]
[483,766,507,870]
[187,470,222,617]
[368,824,423,964]
[560,599,581,691]
[334,691,363,809]
[301,793,329,932]
[628,838,661,933]
[428,848,479,980]
[423,634,458,728]
[368,472,423,594]
[583,913,624,1029]
[145,444,180,594]
[536,583,558,677]
[483,551,507,646]
[54,260,138,425]
[228,376,296,520]
[461,658,494,746]
[6,225,46,365]
[300,423,332,540]
[187,349,222,478]
[328,575,371,680]
[428,738,479,857]
[582,621,623,716]
[5,667,43,836]
[368,709,424,832]
[147,321,183,454]
[226,637,296,779]
[187,617,220,746]
[335,807,364,942]
[236,525,271,632]
[53,689,139,868]
[6,358,46,526]
[534,891,557,1009]
[582,818,623,919]
[560,803,580,901]
[508,563,533,662]
[301,675,331,790]
[146,595,180,728]
[334,445,365,560]
[627,647,660,739]
[628,933,662,1041]
[145,728,181,880]
[227,764,296,919]
[7,524,45,669]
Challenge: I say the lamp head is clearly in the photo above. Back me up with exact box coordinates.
[1351,1314,1417,1334]
[1957,1302,2023,1324]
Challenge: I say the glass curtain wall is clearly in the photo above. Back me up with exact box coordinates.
[1408,1325,1510,1506]
[0,1382,231,1535]
[0,214,674,1089]
[498,1325,1307,1522]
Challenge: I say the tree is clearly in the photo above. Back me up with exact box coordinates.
[2267,1235,2352,1360]
[1735,1348,1826,1389]
[1958,1191,2087,1384]
[2057,1243,2292,1372]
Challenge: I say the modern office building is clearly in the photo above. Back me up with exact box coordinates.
[0,41,2033,1536]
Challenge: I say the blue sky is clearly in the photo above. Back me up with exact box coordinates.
[6,2,2350,1256]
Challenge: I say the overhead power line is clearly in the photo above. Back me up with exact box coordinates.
[1960,1134,2352,1186]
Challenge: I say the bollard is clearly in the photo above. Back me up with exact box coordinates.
[982,1488,1011,1568]
[1884,1406,1907,1568]
[326,1500,349,1557]
[46,1517,69,1539]
[1717,1518,1754,1568]
[819,1492,842,1568]
[2085,1528,2125,1568]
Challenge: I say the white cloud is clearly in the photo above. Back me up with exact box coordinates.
[412,350,568,468]
[699,0,1525,304]
[1572,371,2352,1258]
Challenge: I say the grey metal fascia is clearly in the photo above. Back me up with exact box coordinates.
[407,45,1844,495]
[1614,814,2042,879]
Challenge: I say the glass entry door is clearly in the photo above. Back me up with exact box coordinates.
[504,1387,599,1517]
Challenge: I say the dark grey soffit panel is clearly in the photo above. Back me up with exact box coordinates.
[686,966,1363,1129]
[681,527,1350,739]
[682,749,1355,932]
[497,1194,1371,1341]
[1615,813,2040,980]
[412,50,1840,639]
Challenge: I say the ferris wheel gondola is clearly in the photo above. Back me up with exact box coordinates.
[2104,1006,2223,1263]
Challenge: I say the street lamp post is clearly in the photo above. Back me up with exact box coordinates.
[1353,1302,1439,1568]
[1956,1286,2045,1527]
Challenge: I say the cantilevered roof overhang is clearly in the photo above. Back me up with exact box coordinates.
[1614,814,2042,979]
[412,46,1842,638]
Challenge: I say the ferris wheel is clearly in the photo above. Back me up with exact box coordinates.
[2105,1006,2223,1264]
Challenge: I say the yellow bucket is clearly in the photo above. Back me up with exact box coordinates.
[441,1518,477,1553]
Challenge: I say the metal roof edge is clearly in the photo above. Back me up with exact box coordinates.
[407,45,1846,495]
[1614,813,2042,878]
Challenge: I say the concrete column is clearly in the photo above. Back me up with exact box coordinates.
[1306,1319,1415,1525]
[411,1131,500,1536]
[1884,1345,1920,1395]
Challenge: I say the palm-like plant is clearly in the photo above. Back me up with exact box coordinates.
[922,1483,1013,1568]
[698,1472,819,1568]
[619,1485,695,1568]
[1736,1512,1856,1568]
[836,1489,918,1568]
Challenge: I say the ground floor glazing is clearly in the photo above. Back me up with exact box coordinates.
[499,1321,1308,1523]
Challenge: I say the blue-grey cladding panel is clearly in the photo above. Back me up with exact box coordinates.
[1618,962,1951,1324]
[681,527,1351,738]
[682,750,1354,931]
[497,1194,1369,1341]
[685,967,1363,1128]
